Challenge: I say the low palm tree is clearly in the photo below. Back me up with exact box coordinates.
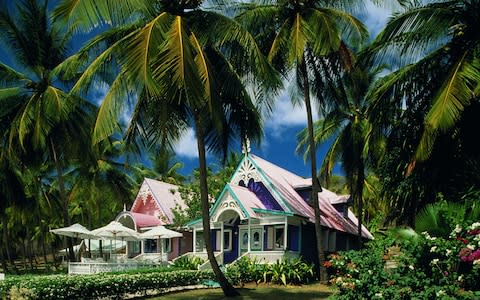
[54,0,278,295]
[236,0,368,280]
[0,0,95,260]
[366,0,480,163]
[297,58,385,245]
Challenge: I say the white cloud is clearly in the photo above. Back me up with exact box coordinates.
[174,127,199,159]
[361,1,391,39]
[264,88,318,139]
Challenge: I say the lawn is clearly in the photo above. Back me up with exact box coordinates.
[157,282,335,300]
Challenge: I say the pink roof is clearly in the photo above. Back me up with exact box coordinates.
[229,185,269,218]
[130,212,164,228]
[247,154,371,238]
[130,178,185,224]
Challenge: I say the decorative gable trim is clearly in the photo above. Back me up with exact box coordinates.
[131,180,163,215]
[231,156,294,213]
[210,185,249,222]
[230,156,261,185]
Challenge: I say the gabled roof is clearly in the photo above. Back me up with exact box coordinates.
[228,154,372,238]
[128,178,185,227]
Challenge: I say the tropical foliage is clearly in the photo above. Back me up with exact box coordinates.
[235,0,368,280]
[327,221,480,299]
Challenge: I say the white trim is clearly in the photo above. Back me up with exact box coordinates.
[284,217,288,251]
[247,219,251,252]
[193,229,196,253]
[223,229,233,252]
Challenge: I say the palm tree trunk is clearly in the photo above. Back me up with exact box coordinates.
[356,160,365,247]
[50,139,74,261]
[2,215,16,273]
[0,241,7,273]
[300,57,327,282]
[194,113,239,297]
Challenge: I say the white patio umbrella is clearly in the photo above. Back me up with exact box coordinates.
[50,223,95,239]
[91,221,139,260]
[50,223,96,260]
[139,226,182,262]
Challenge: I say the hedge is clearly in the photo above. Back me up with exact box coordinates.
[0,269,215,299]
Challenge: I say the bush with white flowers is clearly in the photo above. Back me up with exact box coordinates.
[326,221,480,299]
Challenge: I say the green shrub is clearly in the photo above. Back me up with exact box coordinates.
[171,255,205,270]
[327,221,480,299]
[0,270,215,299]
[225,256,315,286]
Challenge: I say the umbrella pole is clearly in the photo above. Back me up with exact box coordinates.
[160,238,163,264]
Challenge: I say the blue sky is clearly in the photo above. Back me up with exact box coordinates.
[173,2,392,178]
[0,1,391,179]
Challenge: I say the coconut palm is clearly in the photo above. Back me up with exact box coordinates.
[235,0,367,280]
[297,58,385,245]
[54,0,278,295]
[366,0,480,163]
[0,0,96,260]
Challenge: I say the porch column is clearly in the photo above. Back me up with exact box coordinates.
[284,216,288,251]
[247,219,251,252]
[193,228,197,254]
[220,222,224,252]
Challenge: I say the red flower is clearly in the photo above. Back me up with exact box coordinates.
[456,237,469,244]
[323,261,333,268]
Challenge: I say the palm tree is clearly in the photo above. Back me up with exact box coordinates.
[151,147,186,185]
[67,139,136,228]
[297,58,385,245]
[54,0,278,295]
[365,0,480,163]
[235,0,367,280]
[0,0,95,260]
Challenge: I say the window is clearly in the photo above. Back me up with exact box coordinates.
[195,231,205,252]
[162,238,172,253]
[266,226,285,250]
[253,232,260,247]
[275,227,285,250]
[223,230,232,251]
[215,229,232,251]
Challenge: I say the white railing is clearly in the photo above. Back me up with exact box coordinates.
[68,261,154,275]
[235,251,299,264]
[132,252,168,263]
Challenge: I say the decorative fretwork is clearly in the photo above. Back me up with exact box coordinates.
[211,194,246,222]
[231,158,261,185]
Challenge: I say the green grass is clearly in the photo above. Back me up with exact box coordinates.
[157,282,335,300]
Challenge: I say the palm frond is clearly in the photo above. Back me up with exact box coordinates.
[152,15,206,109]
[117,12,171,96]
[53,0,147,32]
[92,70,130,144]
[305,8,341,56]
[0,62,28,86]
[426,50,480,132]
[288,13,307,64]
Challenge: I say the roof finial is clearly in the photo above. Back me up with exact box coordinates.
[123,203,126,212]
[242,135,251,156]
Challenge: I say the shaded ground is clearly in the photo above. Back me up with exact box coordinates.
[155,282,335,300]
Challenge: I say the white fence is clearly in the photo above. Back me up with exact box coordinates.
[68,262,154,275]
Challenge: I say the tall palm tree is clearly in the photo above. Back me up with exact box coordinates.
[235,0,367,280]
[54,0,278,295]
[0,0,95,260]
[366,0,480,163]
[297,58,385,245]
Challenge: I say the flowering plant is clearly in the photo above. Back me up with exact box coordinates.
[326,221,480,299]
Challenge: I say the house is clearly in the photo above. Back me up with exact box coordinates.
[186,153,373,266]
[116,178,192,260]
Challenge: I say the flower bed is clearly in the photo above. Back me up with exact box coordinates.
[0,269,214,299]
[326,222,480,299]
